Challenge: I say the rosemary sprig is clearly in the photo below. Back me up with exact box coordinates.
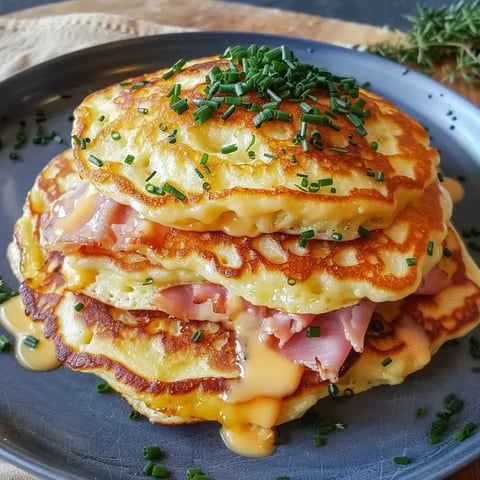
[363,0,480,86]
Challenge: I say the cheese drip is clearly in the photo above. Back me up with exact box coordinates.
[219,297,304,456]
[0,296,60,371]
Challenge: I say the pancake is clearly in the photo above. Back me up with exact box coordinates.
[17,226,480,454]
[12,149,452,316]
[71,46,440,239]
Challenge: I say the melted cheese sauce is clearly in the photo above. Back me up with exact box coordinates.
[0,296,60,371]
[443,177,465,204]
[217,297,304,456]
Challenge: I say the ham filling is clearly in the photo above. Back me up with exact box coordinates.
[40,180,451,383]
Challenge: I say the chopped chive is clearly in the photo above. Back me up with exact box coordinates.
[143,278,153,286]
[124,154,135,164]
[23,335,39,349]
[415,407,426,419]
[0,334,11,351]
[129,410,140,420]
[98,114,106,122]
[145,183,165,196]
[329,147,348,154]
[222,104,236,120]
[376,170,384,181]
[443,247,453,257]
[88,154,103,167]
[314,436,327,447]
[357,225,371,239]
[74,302,84,312]
[221,143,238,154]
[406,257,417,266]
[427,240,434,255]
[454,422,477,442]
[151,465,169,478]
[143,445,165,460]
[162,182,186,201]
[194,168,205,179]
[202,182,211,190]
[306,326,321,337]
[119,81,131,87]
[381,356,392,367]
[318,178,333,187]
[96,382,111,393]
[248,151,256,159]
[170,98,189,115]
[331,232,343,241]
[192,330,203,342]
[394,456,411,465]
[111,131,121,141]
[287,277,297,286]
[370,141,379,151]
[143,461,155,476]
[145,171,157,182]
[137,107,149,114]
[366,167,375,177]
[328,383,339,396]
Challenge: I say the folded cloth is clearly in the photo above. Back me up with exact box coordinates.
[0,11,190,478]
[0,12,192,80]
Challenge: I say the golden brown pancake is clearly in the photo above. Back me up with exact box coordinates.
[71,48,440,239]
[11,149,451,315]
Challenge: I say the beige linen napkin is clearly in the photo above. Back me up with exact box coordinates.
[0,11,191,479]
[0,12,192,80]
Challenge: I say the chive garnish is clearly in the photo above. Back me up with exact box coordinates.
[328,383,339,396]
[381,356,392,367]
[88,154,103,167]
[162,182,186,201]
[370,141,379,151]
[171,98,189,115]
[23,335,39,349]
[331,232,343,241]
[96,382,111,393]
[143,445,165,460]
[143,278,153,286]
[145,171,157,182]
[357,225,371,239]
[111,131,121,141]
[124,154,135,164]
[0,334,11,351]
[406,257,417,266]
[287,277,297,286]
[129,409,140,420]
[145,183,165,196]
[306,326,321,337]
[137,107,149,114]
[394,456,411,465]
[151,465,169,478]
[454,422,477,442]
[74,302,84,312]
[221,143,238,154]
[192,330,203,342]
[427,240,434,255]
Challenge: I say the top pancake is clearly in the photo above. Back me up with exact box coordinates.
[71,46,440,239]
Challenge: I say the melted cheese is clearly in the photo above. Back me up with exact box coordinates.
[0,296,60,371]
[442,177,465,204]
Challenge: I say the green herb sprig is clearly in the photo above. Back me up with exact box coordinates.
[363,0,480,86]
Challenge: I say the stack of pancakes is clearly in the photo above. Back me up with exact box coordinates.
[8,45,480,456]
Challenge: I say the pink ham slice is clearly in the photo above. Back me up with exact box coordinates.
[269,300,376,383]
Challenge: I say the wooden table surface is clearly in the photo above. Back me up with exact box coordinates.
[4,1,480,479]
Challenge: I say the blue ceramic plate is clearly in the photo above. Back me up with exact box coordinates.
[0,32,479,480]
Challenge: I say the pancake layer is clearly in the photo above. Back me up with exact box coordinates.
[72,47,440,239]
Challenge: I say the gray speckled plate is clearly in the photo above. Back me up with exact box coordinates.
[0,32,479,480]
